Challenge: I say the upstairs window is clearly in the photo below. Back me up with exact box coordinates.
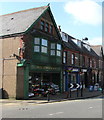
[82,56,85,66]
[88,58,90,67]
[34,38,48,53]
[49,25,53,34]
[57,44,61,56]
[71,53,75,65]
[63,51,67,63]
[41,39,47,53]
[50,43,55,56]
[40,20,53,34]
[34,38,40,52]
[40,20,45,30]
[45,22,49,32]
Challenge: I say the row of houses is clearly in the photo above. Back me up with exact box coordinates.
[0,5,103,99]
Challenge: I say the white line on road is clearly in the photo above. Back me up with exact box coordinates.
[88,107,93,109]
[49,112,64,116]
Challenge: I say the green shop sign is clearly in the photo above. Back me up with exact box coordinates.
[30,65,61,72]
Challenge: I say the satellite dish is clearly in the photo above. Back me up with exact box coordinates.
[83,37,88,41]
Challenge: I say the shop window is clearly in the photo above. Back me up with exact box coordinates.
[45,22,49,32]
[71,53,75,65]
[40,20,45,30]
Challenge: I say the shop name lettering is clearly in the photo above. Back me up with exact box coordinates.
[66,68,79,72]
[37,66,57,70]
[32,66,57,70]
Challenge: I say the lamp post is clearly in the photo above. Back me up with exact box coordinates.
[101,47,104,94]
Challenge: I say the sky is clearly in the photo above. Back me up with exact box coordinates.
[0,0,103,45]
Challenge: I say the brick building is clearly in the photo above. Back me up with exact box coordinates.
[0,5,63,99]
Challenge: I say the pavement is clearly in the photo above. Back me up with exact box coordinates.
[0,88,103,105]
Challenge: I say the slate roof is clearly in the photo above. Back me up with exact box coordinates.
[0,6,49,37]
[63,34,83,53]
[62,32,99,58]
[91,45,103,57]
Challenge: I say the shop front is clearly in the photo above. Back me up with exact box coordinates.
[64,66,80,91]
[80,68,88,88]
[28,64,62,97]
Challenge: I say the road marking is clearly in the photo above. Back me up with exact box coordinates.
[88,107,93,109]
[49,112,64,116]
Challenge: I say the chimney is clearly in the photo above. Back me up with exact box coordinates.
[58,25,61,32]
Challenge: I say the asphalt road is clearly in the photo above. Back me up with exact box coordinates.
[1,98,103,118]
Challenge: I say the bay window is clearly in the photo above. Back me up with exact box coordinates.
[34,38,47,53]
[50,43,55,55]
[57,44,61,56]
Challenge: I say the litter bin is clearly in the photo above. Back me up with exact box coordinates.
[94,83,99,91]
[89,86,93,92]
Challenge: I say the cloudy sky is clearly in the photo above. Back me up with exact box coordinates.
[0,0,103,45]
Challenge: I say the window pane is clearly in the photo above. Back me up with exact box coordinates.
[40,20,44,30]
[57,51,61,56]
[50,25,53,33]
[42,39,47,46]
[51,43,55,49]
[51,50,55,55]
[41,46,47,53]
[63,58,66,63]
[34,46,40,52]
[45,23,49,32]
[57,44,61,50]
[34,38,40,44]
[63,52,66,57]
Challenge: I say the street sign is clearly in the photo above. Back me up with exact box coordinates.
[76,84,80,89]
[69,83,74,88]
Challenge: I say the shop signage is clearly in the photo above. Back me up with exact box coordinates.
[72,68,79,72]
[66,67,79,72]
[81,69,87,72]
[30,65,60,72]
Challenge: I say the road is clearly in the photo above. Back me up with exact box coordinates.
[1,98,103,118]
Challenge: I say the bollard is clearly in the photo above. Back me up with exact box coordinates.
[69,89,71,98]
[47,91,50,102]
[81,88,83,97]
[77,88,79,97]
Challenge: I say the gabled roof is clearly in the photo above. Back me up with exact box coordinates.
[91,45,103,57]
[0,6,49,37]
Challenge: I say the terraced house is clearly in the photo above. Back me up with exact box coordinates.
[61,31,103,92]
[0,5,63,99]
